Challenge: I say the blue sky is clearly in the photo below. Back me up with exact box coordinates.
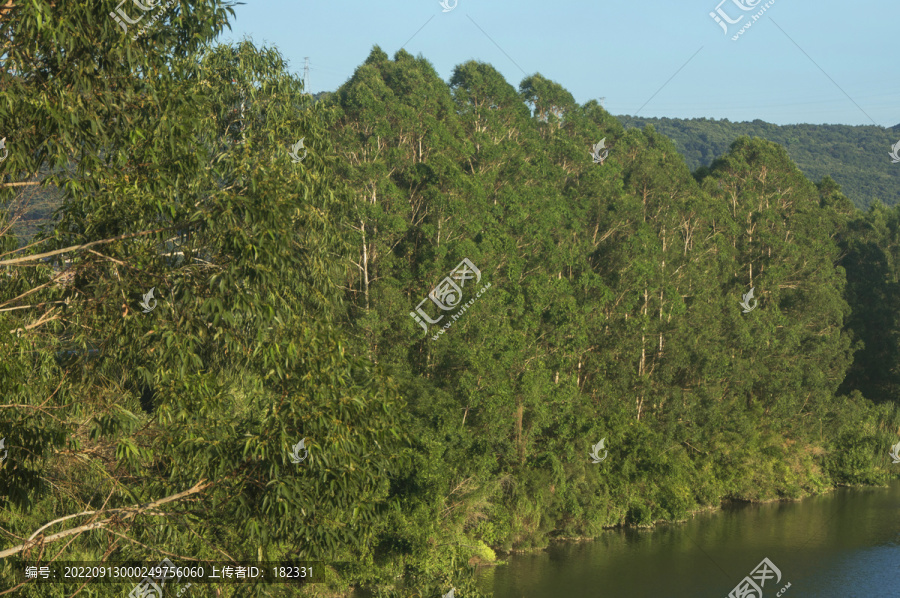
[217,0,900,127]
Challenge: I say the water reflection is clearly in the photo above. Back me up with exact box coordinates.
[478,481,900,597]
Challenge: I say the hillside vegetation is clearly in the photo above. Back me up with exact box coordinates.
[617,115,900,210]
[1,3,899,597]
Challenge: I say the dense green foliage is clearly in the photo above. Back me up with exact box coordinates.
[617,115,900,210]
[1,3,899,597]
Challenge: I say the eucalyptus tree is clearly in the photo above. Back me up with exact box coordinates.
[0,6,407,596]
[330,47,472,362]
[837,199,900,403]
[1,1,236,580]
[702,137,853,419]
[683,137,860,498]
[329,49,513,582]
[578,124,716,430]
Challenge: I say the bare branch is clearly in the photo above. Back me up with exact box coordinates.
[0,479,212,560]
[0,582,28,596]
[0,301,67,313]
[0,235,52,260]
[0,171,40,188]
[0,225,176,267]
[0,377,68,423]
[86,249,127,266]
[8,307,60,335]
[0,265,75,308]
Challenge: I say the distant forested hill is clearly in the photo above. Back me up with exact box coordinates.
[2,173,63,244]
[616,115,900,209]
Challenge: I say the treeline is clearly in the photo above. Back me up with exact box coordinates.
[617,115,900,210]
[328,46,900,555]
[1,4,899,597]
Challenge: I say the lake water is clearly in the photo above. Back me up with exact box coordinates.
[477,481,900,597]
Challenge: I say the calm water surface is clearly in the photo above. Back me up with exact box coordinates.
[477,481,900,598]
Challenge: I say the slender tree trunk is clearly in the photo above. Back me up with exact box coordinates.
[637,286,649,421]
[659,230,666,354]
[515,401,524,464]
[360,218,370,310]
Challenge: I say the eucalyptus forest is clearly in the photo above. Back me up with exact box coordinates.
[1,2,899,597]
